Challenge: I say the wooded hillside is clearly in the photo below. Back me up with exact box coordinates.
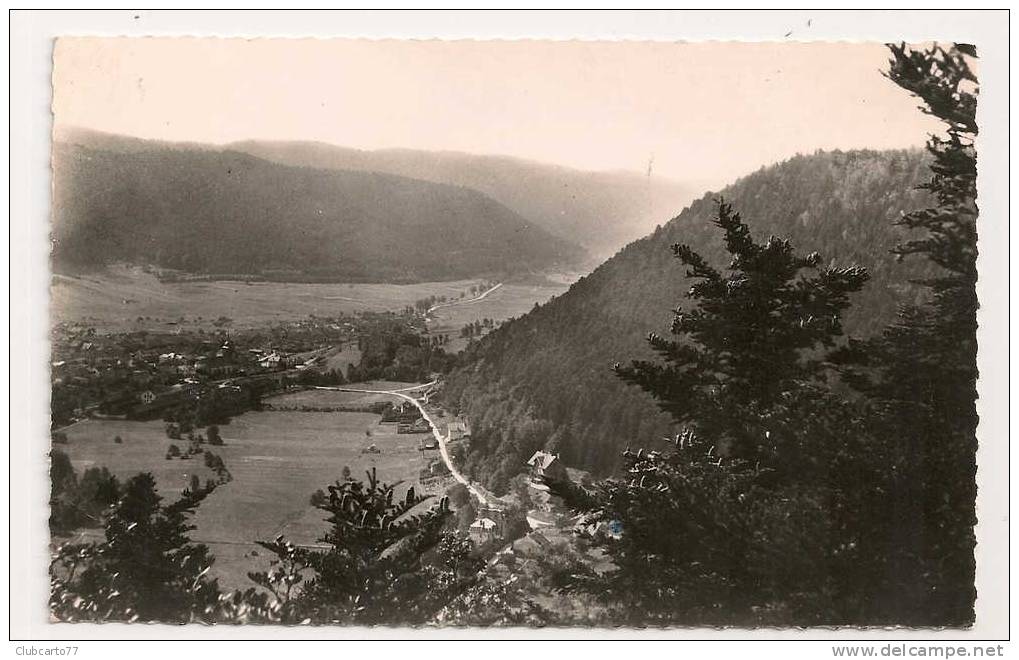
[442,149,935,492]
[52,139,585,282]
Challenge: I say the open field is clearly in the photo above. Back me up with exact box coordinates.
[51,267,578,355]
[51,265,490,333]
[426,282,572,352]
[55,404,433,591]
[263,382,418,409]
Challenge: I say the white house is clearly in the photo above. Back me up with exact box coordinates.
[526,450,568,488]
[259,352,282,369]
[469,517,499,544]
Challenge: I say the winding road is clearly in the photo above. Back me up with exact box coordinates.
[311,282,506,507]
[426,282,503,315]
[314,381,492,507]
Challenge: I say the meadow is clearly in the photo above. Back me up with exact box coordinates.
[51,266,576,356]
[55,399,433,591]
[51,266,490,333]
[262,383,417,409]
[426,282,571,352]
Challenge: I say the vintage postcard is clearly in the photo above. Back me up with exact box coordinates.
[8,9,1009,645]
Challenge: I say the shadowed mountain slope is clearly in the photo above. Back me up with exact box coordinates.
[230,139,695,258]
[440,149,936,492]
[52,133,585,282]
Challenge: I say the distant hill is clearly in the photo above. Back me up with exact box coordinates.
[53,126,216,154]
[228,140,695,258]
[440,149,937,493]
[51,133,586,282]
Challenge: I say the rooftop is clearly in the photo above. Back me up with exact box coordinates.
[470,517,498,530]
[526,450,559,470]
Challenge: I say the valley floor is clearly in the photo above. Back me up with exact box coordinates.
[54,384,433,591]
[52,265,575,337]
[49,265,585,596]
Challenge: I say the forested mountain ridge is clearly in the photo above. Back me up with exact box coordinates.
[441,149,936,493]
[51,136,586,282]
[229,139,695,258]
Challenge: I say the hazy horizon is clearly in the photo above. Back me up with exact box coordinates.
[53,38,940,190]
[55,123,934,192]
[54,123,692,183]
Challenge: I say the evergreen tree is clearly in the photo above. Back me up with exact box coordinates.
[50,473,221,622]
[247,468,460,624]
[553,200,876,624]
[206,424,223,446]
[615,200,869,467]
[50,449,76,501]
[49,449,81,533]
[49,453,122,534]
[833,42,979,624]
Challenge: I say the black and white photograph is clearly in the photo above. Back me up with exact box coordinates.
[7,8,1011,649]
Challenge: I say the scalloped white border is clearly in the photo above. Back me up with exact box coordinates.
[7,8,1011,645]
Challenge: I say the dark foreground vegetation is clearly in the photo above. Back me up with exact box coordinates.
[50,44,979,626]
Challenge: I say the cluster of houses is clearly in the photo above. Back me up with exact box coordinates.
[524,449,570,529]
[161,341,327,380]
[461,449,618,584]
[380,402,432,435]
[153,340,245,379]
[134,342,331,417]
[51,323,335,421]
[461,450,569,546]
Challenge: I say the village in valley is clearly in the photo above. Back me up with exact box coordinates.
[50,275,613,598]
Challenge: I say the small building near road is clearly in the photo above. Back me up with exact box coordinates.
[385,403,421,424]
[469,517,499,544]
[259,352,283,370]
[419,458,449,480]
[447,416,471,441]
[526,450,569,489]
[398,418,430,434]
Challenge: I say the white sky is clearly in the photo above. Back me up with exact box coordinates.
[53,38,941,189]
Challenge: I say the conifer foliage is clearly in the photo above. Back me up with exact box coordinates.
[50,467,470,625]
[50,473,222,622]
[245,467,460,624]
[834,42,979,624]
[553,199,877,624]
[615,200,869,463]
[555,42,980,627]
